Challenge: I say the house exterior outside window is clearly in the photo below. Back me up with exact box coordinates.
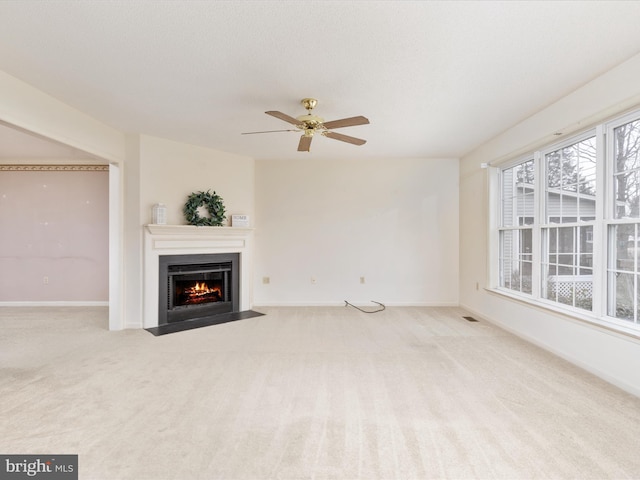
[607,115,640,323]
[499,159,534,295]
[541,135,596,311]
[493,109,640,335]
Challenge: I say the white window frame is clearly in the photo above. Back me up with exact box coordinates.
[496,156,536,297]
[489,109,640,337]
[603,110,640,329]
[538,130,598,313]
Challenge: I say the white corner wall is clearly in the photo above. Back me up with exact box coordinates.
[116,134,256,329]
[0,71,126,162]
[0,70,126,328]
[254,157,459,306]
[139,135,254,227]
[459,53,640,397]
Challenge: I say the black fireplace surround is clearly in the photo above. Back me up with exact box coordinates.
[158,253,239,325]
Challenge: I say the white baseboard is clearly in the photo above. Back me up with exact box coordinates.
[0,301,109,307]
[253,301,460,308]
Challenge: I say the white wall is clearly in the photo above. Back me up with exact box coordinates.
[254,157,459,306]
[0,70,257,329]
[459,53,640,397]
[115,134,256,329]
[0,70,126,327]
[0,71,125,163]
[0,169,109,303]
[139,135,254,226]
[122,135,142,329]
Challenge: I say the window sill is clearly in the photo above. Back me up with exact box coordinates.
[486,287,640,342]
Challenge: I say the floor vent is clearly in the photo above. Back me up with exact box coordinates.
[463,316,479,322]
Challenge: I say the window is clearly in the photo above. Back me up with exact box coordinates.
[607,116,640,324]
[541,136,596,311]
[498,160,534,295]
[494,110,640,334]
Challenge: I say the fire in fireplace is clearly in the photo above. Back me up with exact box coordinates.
[176,280,223,306]
[158,253,239,325]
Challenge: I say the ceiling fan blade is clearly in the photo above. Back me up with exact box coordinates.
[241,129,298,135]
[265,111,301,126]
[298,135,312,152]
[324,131,367,146]
[322,116,370,129]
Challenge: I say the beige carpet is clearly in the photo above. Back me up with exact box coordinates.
[2,306,640,479]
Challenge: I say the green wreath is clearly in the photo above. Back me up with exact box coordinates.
[183,190,226,226]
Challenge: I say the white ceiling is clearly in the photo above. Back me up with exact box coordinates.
[0,122,103,161]
[1,0,640,161]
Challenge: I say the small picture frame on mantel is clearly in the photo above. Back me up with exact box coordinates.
[231,215,250,227]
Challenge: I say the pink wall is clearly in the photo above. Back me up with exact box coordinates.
[0,167,109,302]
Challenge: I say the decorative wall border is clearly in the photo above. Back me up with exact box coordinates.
[0,164,108,171]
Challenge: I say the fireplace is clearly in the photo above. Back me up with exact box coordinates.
[143,225,253,330]
[158,253,239,325]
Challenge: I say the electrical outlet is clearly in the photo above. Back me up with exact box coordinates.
[43,276,49,285]
[360,276,366,284]
[311,276,317,284]
[262,276,270,284]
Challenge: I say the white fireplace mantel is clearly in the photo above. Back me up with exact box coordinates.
[143,225,254,328]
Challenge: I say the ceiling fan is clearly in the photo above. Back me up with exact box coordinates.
[242,98,369,152]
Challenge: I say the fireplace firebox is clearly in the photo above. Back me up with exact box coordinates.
[158,253,239,325]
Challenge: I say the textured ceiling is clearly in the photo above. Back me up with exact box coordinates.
[1,1,640,161]
[0,122,103,161]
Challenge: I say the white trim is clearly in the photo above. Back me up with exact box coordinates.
[253,301,460,307]
[539,128,597,161]
[492,117,640,337]
[532,151,542,298]
[145,224,253,236]
[604,107,640,137]
[487,166,500,289]
[108,163,123,330]
[486,286,640,339]
[142,225,254,329]
[592,124,606,317]
[604,112,640,323]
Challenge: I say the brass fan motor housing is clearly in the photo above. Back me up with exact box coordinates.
[297,98,324,129]
[296,114,325,129]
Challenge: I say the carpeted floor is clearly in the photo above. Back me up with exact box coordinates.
[2,306,640,479]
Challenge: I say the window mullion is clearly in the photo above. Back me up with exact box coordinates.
[606,225,616,317]
[492,108,640,335]
[592,124,606,316]
[532,151,542,299]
